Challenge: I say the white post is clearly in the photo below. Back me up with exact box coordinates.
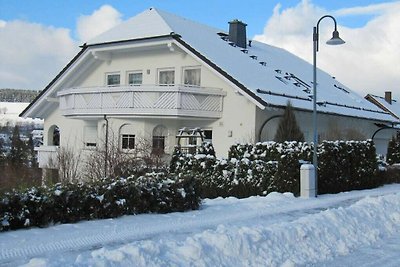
[300,164,316,198]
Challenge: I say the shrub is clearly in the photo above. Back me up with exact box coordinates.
[387,134,400,164]
[0,174,200,232]
[176,140,380,199]
[274,101,305,142]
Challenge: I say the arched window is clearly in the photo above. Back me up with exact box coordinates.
[120,124,135,150]
[152,125,167,154]
[48,125,60,146]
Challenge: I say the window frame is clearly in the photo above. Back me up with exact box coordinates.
[127,71,143,86]
[84,125,98,150]
[152,135,165,154]
[105,72,121,87]
[121,134,135,150]
[182,66,201,87]
[157,68,175,86]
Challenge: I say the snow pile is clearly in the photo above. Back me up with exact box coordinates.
[0,102,42,126]
[76,192,400,266]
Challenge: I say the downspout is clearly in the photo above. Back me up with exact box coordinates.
[104,115,109,177]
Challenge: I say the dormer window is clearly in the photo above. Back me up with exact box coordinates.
[106,73,120,86]
[183,67,201,86]
[158,68,175,85]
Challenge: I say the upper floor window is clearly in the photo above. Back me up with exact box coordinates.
[158,69,175,85]
[128,72,143,85]
[183,68,201,86]
[106,73,120,86]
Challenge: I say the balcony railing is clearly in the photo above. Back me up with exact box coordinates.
[57,85,226,118]
[35,146,58,169]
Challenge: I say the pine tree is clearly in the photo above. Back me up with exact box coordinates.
[27,135,38,168]
[8,125,28,166]
[387,134,400,164]
[274,101,305,142]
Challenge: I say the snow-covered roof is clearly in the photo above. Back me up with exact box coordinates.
[86,8,395,122]
[22,8,396,123]
[365,94,400,120]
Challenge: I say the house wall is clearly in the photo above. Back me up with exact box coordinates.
[44,108,84,148]
[45,44,258,159]
[256,107,395,156]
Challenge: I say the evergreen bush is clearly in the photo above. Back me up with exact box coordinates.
[0,174,200,232]
[176,140,380,199]
[387,134,400,164]
[274,101,305,142]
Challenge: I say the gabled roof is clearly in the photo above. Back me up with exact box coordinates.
[365,94,400,120]
[22,7,397,123]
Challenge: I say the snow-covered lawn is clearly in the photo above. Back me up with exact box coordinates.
[1,184,400,266]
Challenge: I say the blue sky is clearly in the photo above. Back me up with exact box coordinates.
[0,0,393,38]
[0,0,399,98]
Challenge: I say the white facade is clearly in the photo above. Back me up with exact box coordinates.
[21,8,397,175]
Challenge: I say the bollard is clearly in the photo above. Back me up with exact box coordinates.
[300,164,316,198]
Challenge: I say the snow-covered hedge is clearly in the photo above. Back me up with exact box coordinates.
[0,173,200,231]
[171,140,380,198]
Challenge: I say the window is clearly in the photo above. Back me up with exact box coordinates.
[128,72,143,85]
[203,130,212,143]
[158,69,175,85]
[106,73,120,86]
[120,124,135,151]
[121,134,135,149]
[84,125,97,148]
[152,136,165,154]
[183,68,201,86]
[152,125,167,154]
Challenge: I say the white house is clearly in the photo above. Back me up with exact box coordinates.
[21,8,397,175]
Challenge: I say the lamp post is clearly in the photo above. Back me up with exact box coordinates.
[313,15,345,195]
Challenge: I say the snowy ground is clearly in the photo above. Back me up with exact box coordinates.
[1,184,400,267]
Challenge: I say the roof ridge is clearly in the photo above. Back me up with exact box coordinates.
[86,7,173,46]
[148,7,174,33]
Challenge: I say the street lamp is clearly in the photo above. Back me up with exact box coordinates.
[313,15,345,195]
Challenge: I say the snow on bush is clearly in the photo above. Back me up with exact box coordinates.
[0,173,200,231]
[172,140,381,199]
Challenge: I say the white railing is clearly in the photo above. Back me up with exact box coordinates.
[35,146,58,169]
[57,85,226,118]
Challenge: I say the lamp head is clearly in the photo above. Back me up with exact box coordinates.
[326,30,345,45]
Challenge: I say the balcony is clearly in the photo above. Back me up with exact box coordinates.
[35,146,58,169]
[58,85,226,118]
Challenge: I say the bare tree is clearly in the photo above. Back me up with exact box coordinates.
[46,145,83,184]
[83,131,168,181]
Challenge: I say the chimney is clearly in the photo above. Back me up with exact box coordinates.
[228,19,247,48]
[385,91,392,104]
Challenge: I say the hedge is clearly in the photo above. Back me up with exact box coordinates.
[171,140,381,198]
[0,173,200,232]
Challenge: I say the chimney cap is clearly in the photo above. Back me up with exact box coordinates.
[229,19,247,26]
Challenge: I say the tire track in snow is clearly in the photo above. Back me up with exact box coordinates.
[1,186,399,264]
